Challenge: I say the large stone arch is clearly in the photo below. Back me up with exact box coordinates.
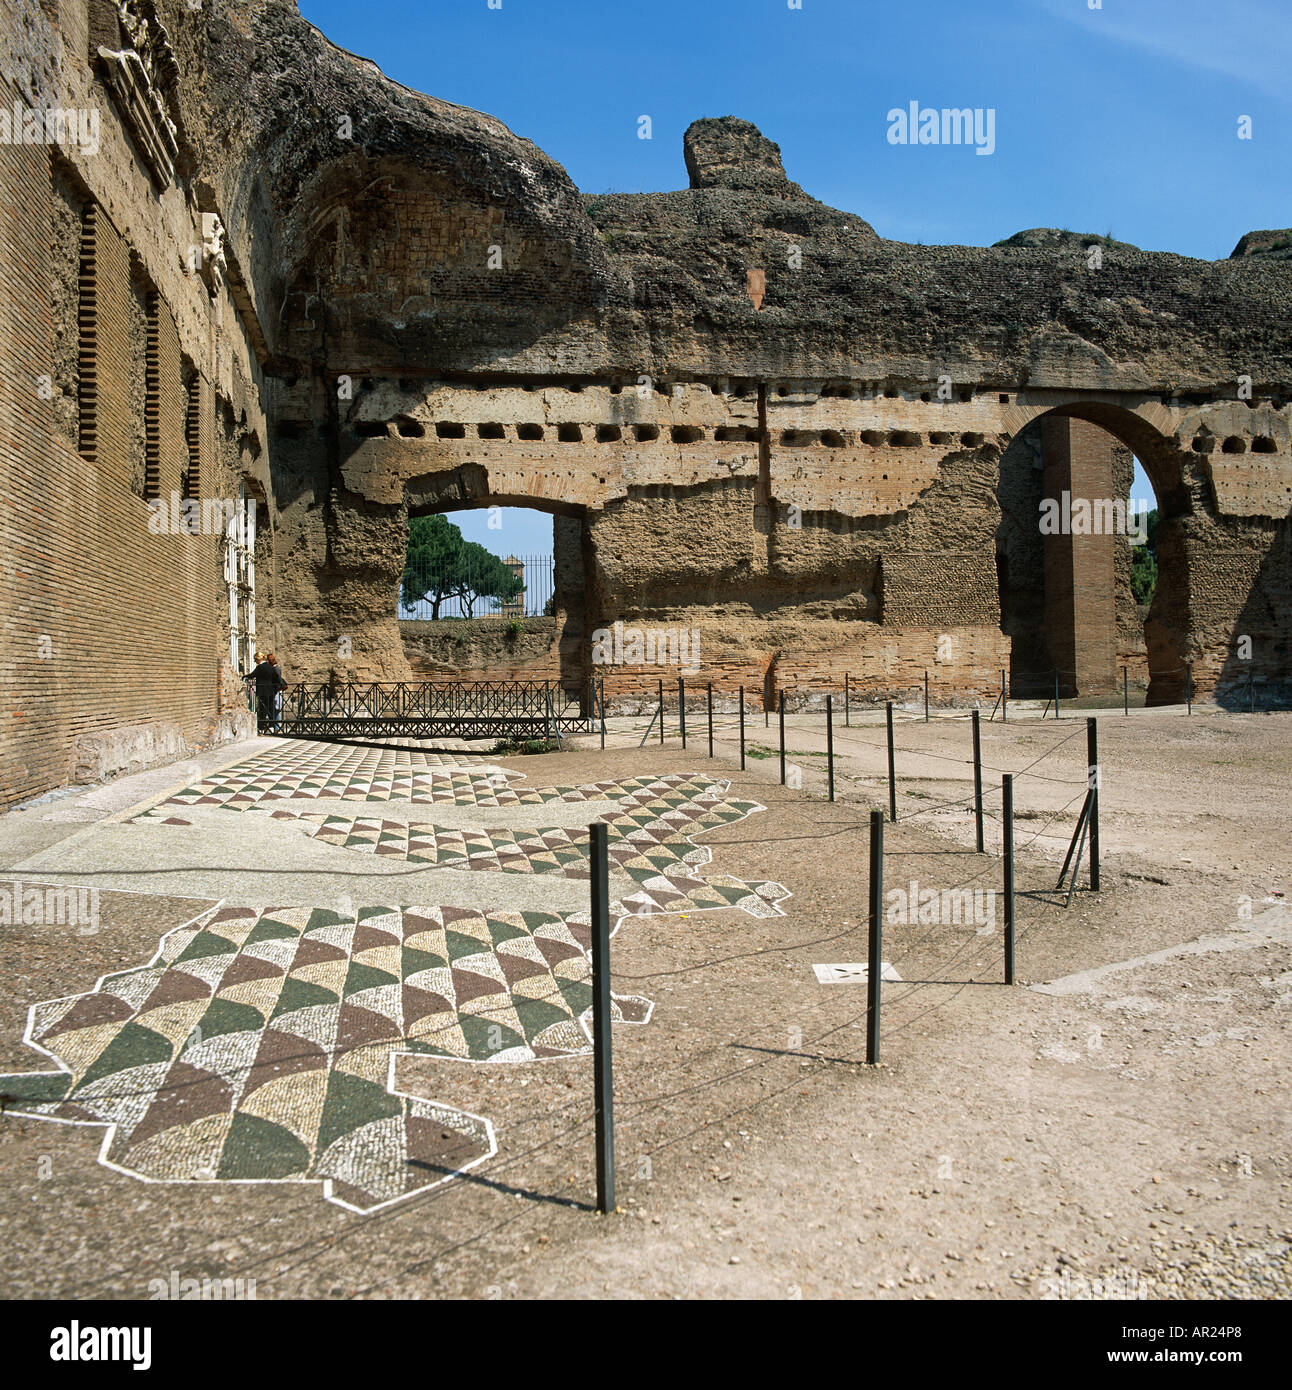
[401,482,593,697]
[994,401,1185,701]
[1041,401,1193,704]
[994,395,1290,703]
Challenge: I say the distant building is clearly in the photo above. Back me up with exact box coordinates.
[500,556,526,617]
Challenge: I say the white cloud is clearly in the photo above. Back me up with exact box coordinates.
[1038,0,1292,104]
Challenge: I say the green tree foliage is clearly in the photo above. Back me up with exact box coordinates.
[400,515,525,619]
[1130,508,1158,608]
[400,515,459,620]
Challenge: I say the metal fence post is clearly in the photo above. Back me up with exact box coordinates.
[1003,773,1015,985]
[1186,663,1192,716]
[779,691,786,785]
[679,676,686,750]
[826,694,834,802]
[972,709,984,853]
[599,677,606,750]
[1123,665,1129,717]
[885,701,896,823]
[866,809,884,1065]
[1054,668,1060,720]
[589,821,615,1215]
[1002,668,1007,724]
[845,672,850,727]
[739,685,746,770]
[707,682,714,758]
[658,677,664,745]
[1087,717,1100,892]
[924,670,929,723]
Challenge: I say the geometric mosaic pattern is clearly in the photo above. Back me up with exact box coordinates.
[0,902,656,1213]
[2,747,791,1211]
[273,773,790,919]
[147,767,511,810]
[244,741,479,768]
[138,763,711,815]
[208,742,484,776]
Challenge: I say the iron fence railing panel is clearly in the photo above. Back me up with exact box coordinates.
[399,553,555,621]
[257,680,593,740]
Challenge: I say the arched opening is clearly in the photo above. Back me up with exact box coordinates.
[996,405,1188,704]
[396,495,591,700]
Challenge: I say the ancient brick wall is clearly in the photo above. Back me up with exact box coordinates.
[589,621,1011,712]
[173,4,1292,712]
[999,419,1149,696]
[1042,416,1118,693]
[263,367,1288,711]
[0,1,269,809]
[0,131,228,804]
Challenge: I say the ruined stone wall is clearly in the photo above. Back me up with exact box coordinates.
[200,4,1285,714]
[4,0,1291,810]
[267,375,1028,699]
[399,618,564,684]
[586,616,1010,712]
[262,365,1290,709]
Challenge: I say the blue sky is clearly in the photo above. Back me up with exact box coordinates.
[299,0,1288,255]
[299,0,1287,544]
[437,504,554,560]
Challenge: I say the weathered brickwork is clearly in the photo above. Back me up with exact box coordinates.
[288,372,1284,707]
[1043,417,1117,693]
[0,2,268,808]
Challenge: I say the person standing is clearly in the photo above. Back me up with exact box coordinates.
[268,652,286,723]
[251,653,285,730]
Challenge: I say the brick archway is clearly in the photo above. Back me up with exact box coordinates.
[1043,413,1178,702]
[996,398,1275,705]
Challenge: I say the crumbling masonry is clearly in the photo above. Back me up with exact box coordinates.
[2,0,1290,806]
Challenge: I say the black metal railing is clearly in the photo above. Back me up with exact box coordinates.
[399,553,554,621]
[255,679,592,741]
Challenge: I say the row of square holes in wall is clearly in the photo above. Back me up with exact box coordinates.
[337,420,1002,448]
[336,377,1013,404]
[301,378,1292,413]
[275,415,1287,456]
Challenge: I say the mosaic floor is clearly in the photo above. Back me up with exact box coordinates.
[0,743,789,1212]
[263,776,789,919]
[138,764,700,817]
